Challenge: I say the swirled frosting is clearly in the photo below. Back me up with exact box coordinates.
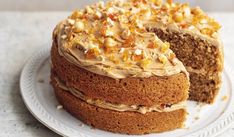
[53,0,220,79]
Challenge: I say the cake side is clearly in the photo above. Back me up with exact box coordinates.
[51,76,187,134]
[51,39,189,107]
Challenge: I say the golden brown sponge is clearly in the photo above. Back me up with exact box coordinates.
[51,75,187,135]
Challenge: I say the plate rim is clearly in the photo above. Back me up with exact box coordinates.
[20,47,234,137]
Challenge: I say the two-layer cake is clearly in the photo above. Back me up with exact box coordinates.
[51,0,223,134]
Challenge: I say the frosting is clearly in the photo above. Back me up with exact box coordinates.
[54,76,186,114]
[54,0,200,79]
[54,0,220,79]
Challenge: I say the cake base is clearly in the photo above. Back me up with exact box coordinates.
[51,76,187,134]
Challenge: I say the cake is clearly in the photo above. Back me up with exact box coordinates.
[50,0,223,134]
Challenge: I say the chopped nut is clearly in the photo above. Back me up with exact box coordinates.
[161,42,170,53]
[161,3,170,11]
[109,55,120,64]
[85,6,94,14]
[132,54,143,61]
[67,19,75,25]
[123,35,135,47]
[74,21,84,32]
[191,7,203,15]
[210,20,221,30]
[107,13,119,21]
[168,52,176,60]
[101,27,114,37]
[107,7,115,14]
[94,11,102,19]
[200,28,213,36]
[97,1,105,9]
[158,54,167,64]
[188,25,195,30]
[70,10,83,19]
[135,19,144,29]
[183,6,191,17]
[134,49,142,55]
[167,0,173,5]
[118,15,129,23]
[104,37,117,47]
[200,19,208,24]
[85,48,100,59]
[147,41,158,49]
[121,29,131,39]
[173,12,184,22]
[139,58,152,69]
[152,0,162,6]
[139,9,151,20]
[61,34,67,39]
[122,50,129,62]
[104,38,118,53]
[119,48,125,53]
[106,17,115,26]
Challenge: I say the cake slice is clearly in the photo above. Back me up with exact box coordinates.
[51,0,190,134]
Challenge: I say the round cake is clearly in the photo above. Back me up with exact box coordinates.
[51,0,223,134]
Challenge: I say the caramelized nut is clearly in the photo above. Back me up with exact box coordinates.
[139,58,152,68]
[173,12,183,22]
[122,50,129,62]
[134,49,142,55]
[147,41,158,49]
[161,42,170,53]
[158,54,167,64]
[152,0,162,6]
[85,48,100,59]
[94,11,102,19]
[168,52,176,60]
[70,10,83,19]
[191,7,203,15]
[74,21,84,32]
[121,29,131,39]
[123,35,135,47]
[67,19,75,25]
[104,37,117,47]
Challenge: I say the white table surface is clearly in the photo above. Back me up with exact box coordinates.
[0,12,234,137]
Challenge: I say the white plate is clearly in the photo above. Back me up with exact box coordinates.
[20,47,234,137]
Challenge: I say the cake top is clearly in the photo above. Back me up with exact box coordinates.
[54,0,220,78]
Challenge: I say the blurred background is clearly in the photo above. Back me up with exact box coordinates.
[0,0,233,12]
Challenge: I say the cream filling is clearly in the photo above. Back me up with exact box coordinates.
[54,77,186,114]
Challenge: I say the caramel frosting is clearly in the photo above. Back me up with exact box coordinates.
[54,77,186,114]
[53,0,220,79]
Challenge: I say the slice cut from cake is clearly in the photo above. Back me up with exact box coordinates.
[51,0,190,134]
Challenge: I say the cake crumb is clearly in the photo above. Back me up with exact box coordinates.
[79,123,84,127]
[194,116,200,121]
[221,96,228,101]
[38,79,44,83]
[56,105,63,110]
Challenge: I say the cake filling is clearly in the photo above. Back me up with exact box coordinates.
[54,76,186,114]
